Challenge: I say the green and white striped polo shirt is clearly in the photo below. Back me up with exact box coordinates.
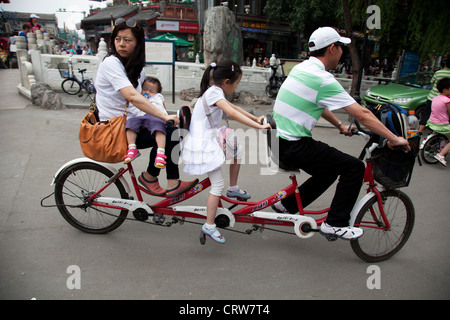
[273,57,355,141]
[427,68,450,100]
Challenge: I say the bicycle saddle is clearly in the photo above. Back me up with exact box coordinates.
[263,114,300,173]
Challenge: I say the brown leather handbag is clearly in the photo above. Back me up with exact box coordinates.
[79,100,129,163]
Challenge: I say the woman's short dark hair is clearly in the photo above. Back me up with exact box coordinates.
[109,22,145,88]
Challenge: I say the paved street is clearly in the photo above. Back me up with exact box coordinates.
[0,68,449,302]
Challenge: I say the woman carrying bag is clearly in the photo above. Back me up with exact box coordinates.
[94,18,197,198]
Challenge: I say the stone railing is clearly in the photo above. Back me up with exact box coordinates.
[15,32,378,103]
[16,36,272,99]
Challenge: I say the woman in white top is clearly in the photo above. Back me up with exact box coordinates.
[95,18,197,198]
[181,60,271,243]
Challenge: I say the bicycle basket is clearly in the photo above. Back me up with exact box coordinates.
[58,63,70,78]
[371,135,420,189]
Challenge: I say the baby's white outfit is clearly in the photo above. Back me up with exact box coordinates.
[137,93,167,116]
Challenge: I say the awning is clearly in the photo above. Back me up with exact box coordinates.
[151,33,192,47]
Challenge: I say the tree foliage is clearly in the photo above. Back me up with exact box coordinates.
[263,0,342,37]
[370,0,449,60]
[264,0,449,61]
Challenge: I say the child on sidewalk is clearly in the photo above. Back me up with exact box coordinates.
[427,77,450,166]
[124,76,168,168]
[181,60,271,243]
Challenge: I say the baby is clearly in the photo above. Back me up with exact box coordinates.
[124,76,168,168]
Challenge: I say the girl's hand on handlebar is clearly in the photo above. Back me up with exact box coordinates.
[258,115,272,131]
[260,122,272,131]
[256,115,266,124]
[387,136,411,152]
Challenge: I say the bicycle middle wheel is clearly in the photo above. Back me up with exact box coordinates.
[54,162,129,234]
[350,190,415,262]
[62,78,81,95]
[420,134,448,164]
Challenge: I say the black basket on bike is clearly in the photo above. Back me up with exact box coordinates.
[58,63,70,78]
[370,135,420,189]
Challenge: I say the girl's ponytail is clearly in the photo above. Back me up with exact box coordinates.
[199,60,242,97]
[199,64,214,97]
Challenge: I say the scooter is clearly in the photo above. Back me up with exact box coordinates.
[265,63,286,98]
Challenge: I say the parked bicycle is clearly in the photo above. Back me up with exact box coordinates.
[420,128,450,164]
[265,63,286,98]
[42,108,417,263]
[58,56,96,101]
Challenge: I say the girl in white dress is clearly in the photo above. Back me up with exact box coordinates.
[181,60,271,243]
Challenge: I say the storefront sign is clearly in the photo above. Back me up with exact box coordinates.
[156,20,199,33]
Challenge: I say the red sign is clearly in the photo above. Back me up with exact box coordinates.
[156,20,199,33]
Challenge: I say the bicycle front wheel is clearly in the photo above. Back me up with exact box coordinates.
[351,190,415,262]
[420,135,447,164]
[54,162,129,234]
[62,78,81,95]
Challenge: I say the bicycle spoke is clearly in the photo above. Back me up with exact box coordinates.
[351,190,414,262]
[54,162,128,233]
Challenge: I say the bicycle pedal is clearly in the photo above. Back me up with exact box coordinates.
[152,213,165,224]
[324,234,338,242]
[199,232,206,245]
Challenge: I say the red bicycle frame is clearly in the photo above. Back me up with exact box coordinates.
[88,154,390,232]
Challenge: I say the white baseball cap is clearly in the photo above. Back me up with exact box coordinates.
[308,27,351,52]
[30,14,40,19]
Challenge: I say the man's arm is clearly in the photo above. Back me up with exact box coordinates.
[322,108,346,131]
[343,102,410,149]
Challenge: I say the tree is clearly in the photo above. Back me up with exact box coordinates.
[346,0,449,61]
[264,0,449,93]
[264,0,363,95]
[264,0,342,37]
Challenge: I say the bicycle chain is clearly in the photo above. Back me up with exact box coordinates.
[41,192,300,236]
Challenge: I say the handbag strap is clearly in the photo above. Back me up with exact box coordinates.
[90,95,129,118]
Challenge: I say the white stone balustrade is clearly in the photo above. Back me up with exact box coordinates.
[15,33,378,102]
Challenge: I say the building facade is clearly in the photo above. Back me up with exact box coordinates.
[80,0,298,62]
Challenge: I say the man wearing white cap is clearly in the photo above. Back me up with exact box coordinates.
[272,27,410,240]
[28,14,42,33]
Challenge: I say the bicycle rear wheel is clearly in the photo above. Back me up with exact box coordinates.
[83,80,96,101]
[62,78,81,95]
[420,135,448,164]
[351,190,414,262]
[54,162,129,234]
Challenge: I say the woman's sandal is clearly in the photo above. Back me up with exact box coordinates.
[138,173,166,196]
[166,179,199,198]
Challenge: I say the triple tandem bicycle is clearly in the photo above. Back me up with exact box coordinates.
[45,112,415,263]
